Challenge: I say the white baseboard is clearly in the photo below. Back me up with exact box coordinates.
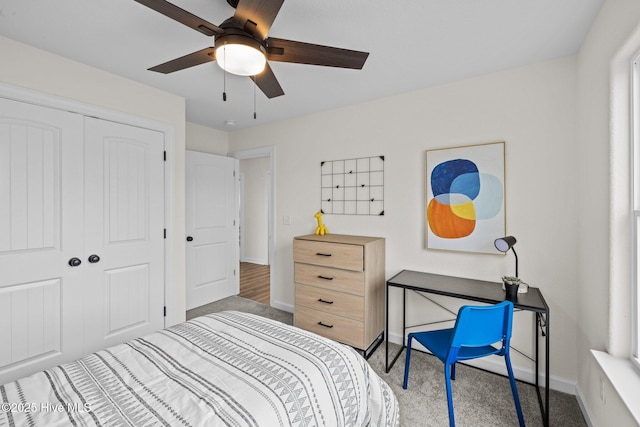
[575,384,596,427]
[271,300,294,313]
[241,257,268,265]
[388,331,576,395]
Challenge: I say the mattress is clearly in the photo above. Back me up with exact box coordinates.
[0,311,399,426]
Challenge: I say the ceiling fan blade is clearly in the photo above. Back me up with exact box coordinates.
[251,63,284,98]
[233,0,284,39]
[134,0,222,36]
[266,38,369,69]
[148,47,216,74]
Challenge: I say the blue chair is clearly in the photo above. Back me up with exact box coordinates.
[402,301,525,427]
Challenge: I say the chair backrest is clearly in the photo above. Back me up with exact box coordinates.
[449,301,514,350]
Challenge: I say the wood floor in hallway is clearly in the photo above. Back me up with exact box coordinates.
[239,262,270,305]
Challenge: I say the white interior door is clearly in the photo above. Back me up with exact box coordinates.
[186,151,238,310]
[0,98,85,383]
[83,117,165,353]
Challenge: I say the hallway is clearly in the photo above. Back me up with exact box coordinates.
[239,262,270,305]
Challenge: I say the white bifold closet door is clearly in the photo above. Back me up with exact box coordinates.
[0,98,165,384]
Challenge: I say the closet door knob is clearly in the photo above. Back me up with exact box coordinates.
[186,236,194,242]
[68,257,82,267]
[88,254,101,263]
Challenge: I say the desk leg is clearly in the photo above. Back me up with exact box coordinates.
[545,311,550,427]
[385,287,407,373]
[535,314,540,392]
[534,312,550,427]
[403,288,406,344]
[385,283,389,373]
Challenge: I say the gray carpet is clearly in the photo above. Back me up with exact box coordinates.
[187,296,587,427]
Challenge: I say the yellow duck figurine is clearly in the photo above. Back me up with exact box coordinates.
[314,211,329,235]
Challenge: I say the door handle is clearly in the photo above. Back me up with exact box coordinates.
[186,236,194,242]
[68,257,82,267]
[88,254,101,263]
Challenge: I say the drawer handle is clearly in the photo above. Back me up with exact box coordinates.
[318,275,334,281]
[316,252,332,257]
[318,298,334,305]
[318,321,334,329]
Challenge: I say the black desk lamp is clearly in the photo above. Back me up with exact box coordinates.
[494,236,518,277]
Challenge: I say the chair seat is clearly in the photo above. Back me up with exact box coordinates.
[410,329,502,362]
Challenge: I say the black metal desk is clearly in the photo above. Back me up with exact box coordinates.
[385,269,550,427]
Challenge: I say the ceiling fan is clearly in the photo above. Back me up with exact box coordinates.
[134,0,370,99]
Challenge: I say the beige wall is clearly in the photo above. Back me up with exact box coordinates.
[186,122,228,154]
[0,35,188,326]
[229,56,580,389]
[577,0,640,425]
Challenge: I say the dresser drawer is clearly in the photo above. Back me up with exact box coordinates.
[294,263,364,295]
[293,239,363,271]
[295,283,364,322]
[295,306,364,348]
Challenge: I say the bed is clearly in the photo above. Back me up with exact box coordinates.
[0,311,399,426]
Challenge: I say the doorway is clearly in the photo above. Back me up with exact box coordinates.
[230,147,275,306]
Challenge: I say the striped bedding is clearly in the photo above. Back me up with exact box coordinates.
[0,311,399,427]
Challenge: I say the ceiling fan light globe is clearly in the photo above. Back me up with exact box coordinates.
[216,43,266,76]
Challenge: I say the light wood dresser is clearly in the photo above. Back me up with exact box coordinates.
[293,234,385,357]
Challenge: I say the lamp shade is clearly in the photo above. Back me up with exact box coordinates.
[215,36,266,76]
[494,236,517,252]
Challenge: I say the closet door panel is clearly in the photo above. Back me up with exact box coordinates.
[106,139,148,242]
[0,120,62,252]
[83,117,165,353]
[0,97,84,384]
[105,264,150,335]
[0,279,61,368]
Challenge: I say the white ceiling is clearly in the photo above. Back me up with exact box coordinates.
[0,0,603,131]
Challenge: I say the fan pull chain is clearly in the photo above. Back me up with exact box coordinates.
[222,44,227,101]
[253,78,257,119]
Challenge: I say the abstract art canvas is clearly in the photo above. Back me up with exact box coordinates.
[426,142,505,254]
